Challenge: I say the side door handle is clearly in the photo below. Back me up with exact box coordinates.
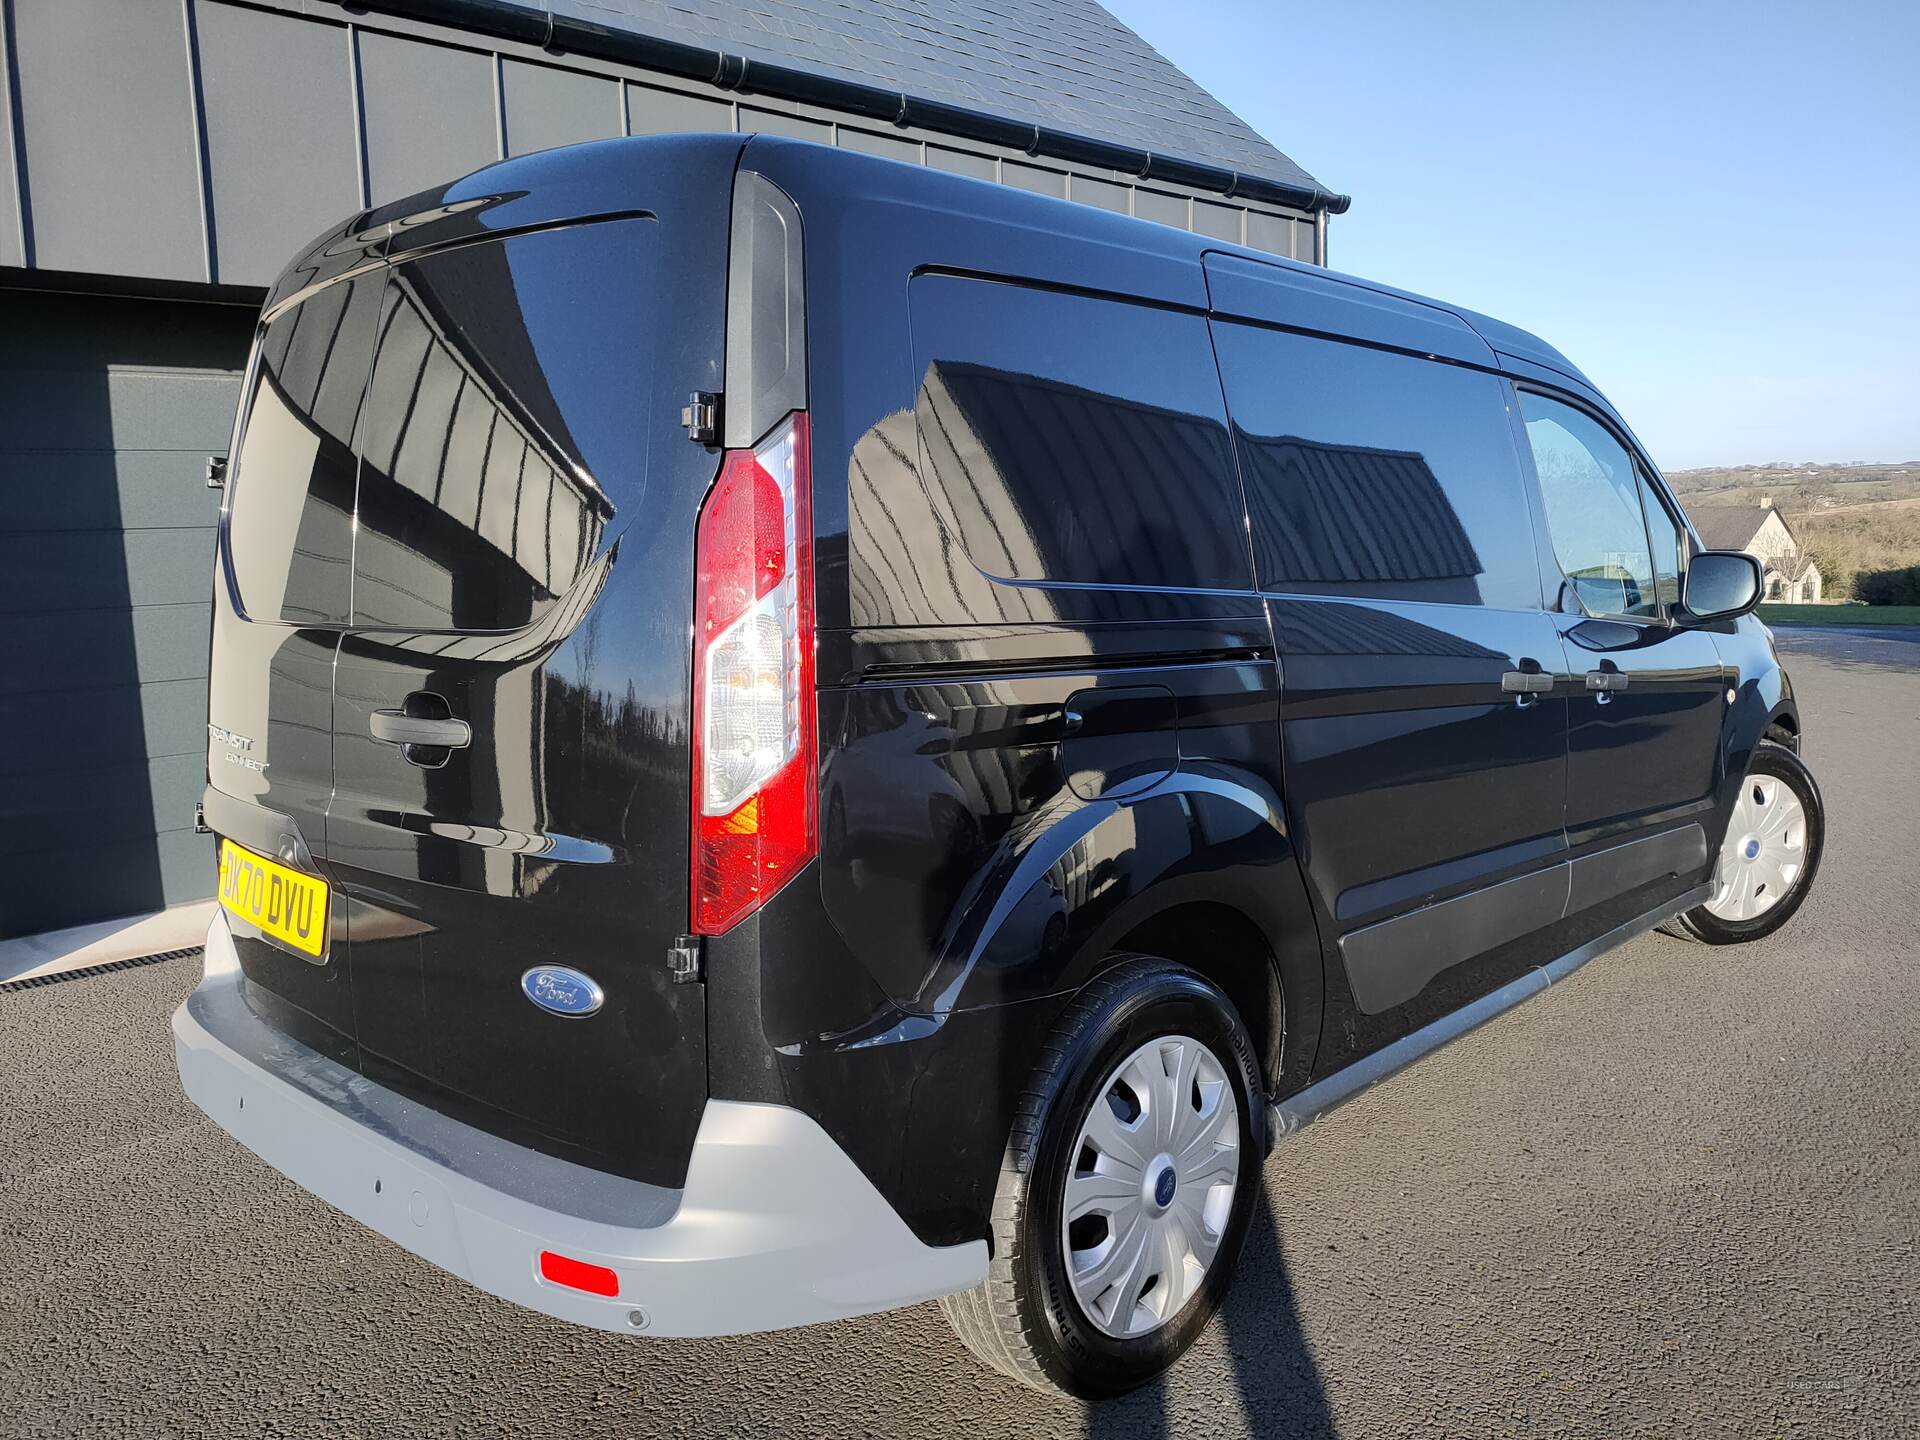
[1584,669,1629,704]
[369,710,472,748]
[1500,669,1554,709]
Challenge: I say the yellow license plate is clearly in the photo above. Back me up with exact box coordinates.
[218,839,329,958]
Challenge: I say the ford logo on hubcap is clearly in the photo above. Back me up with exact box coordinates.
[520,965,604,1018]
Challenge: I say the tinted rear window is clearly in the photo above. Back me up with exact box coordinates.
[225,271,385,625]
[352,219,658,632]
[908,275,1250,592]
[1211,323,1542,610]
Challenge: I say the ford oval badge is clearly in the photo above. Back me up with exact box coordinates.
[521,965,605,1018]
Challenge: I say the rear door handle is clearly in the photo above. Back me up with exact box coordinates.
[369,710,471,749]
[1500,670,1554,694]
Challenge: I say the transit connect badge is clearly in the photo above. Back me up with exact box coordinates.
[520,966,605,1018]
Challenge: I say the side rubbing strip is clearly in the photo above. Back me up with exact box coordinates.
[1339,864,1570,1015]
[1566,823,1709,915]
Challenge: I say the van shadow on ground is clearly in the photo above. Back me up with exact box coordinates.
[1083,1192,1337,1440]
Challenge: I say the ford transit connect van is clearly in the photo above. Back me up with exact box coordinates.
[175,133,1823,1397]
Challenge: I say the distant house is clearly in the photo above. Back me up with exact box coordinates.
[1691,498,1823,602]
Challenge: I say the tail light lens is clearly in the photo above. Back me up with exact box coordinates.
[691,412,816,934]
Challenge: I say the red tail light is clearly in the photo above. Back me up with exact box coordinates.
[691,412,816,934]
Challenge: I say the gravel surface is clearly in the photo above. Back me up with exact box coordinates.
[2,626,1915,1439]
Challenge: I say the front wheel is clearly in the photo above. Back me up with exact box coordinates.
[1666,741,1824,944]
[940,956,1265,1398]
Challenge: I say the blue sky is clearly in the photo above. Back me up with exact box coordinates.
[1105,0,1920,470]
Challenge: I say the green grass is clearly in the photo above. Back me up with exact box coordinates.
[1758,604,1920,626]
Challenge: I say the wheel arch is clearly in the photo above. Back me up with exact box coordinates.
[926,770,1325,1098]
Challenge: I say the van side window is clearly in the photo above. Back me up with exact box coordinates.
[1518,392,1658,619]
[1639,470,1687,610]
[906,275,1250,591]
[351,219,658,631]
[1209,324,1540,610]
[225,272,385,625]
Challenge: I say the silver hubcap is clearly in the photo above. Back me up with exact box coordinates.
[1062,1035,1241,1339]
[1706,773,1808,922]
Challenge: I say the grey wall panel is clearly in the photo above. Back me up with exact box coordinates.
[1192,200,1243,243]
[197,1,361,287]
[0,676,207,774]
[0,369,242,453]
[2,451,223,532]
[0,287,248,369]
[0,288,250,938]
[2,828,210,938]
[627,82,730,135]
[927,145,996,181]
[1247,210,1298,259]
[838,127,918,163]
[1,529,216,615]
[1070,175,1130,214]
[738,106,830,143]
[1,753,205,856]
[0,604,210,697]
[1134,189,1188,229]
[9,0,205,281]
[502,58,621,157]
[1002,161,1066,198]
[357,31,499,206]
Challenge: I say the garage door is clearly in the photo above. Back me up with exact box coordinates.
[0,285,256,940]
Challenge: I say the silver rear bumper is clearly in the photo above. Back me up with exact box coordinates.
[173,914,986,1336]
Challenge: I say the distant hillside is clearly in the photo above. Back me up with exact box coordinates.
[1667,463,1920,600]
[1665,461,1920,512]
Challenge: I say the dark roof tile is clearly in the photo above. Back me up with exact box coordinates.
[551,0,1326,191]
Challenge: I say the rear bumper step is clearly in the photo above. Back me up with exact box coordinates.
[174,914,985,1337]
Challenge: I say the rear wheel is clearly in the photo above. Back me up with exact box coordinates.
[940,956,1264,1397]
[1664,742,1824,944]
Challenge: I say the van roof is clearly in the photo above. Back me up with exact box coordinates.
[266,132,1605,433]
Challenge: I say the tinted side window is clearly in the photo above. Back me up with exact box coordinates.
[1210,323,1540,609]
[1519,392,1657,619]
[1639,470,1686,610]
[352,219,658,631]
[908,275,1250,591]
[225,271,385,625]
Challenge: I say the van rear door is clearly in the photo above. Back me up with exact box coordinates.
[324,210,722,1187]
[206,265,387,1059]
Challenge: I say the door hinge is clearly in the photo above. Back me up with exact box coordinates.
[681,391,721,446]
[206,455,228,489]
[667,934,704,984]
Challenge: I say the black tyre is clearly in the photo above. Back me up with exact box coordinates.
[1664,741,1824,945]
[940,955,1265,1398]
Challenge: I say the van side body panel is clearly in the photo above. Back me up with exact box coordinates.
[694,140,1325,1247]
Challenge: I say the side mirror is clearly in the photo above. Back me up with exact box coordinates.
[1681,550,1763,623]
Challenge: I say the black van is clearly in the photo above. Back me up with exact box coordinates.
[175,134,1824,1397]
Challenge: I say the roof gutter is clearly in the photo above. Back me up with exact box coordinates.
[347,0,1353,215]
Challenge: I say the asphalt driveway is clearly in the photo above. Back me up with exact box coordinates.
[2,626,1915,1438]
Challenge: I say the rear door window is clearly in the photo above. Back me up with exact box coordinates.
[1209,322,1542,610]
[907,275,1250,592]
[351,219,659,632]
[224,271,385,625]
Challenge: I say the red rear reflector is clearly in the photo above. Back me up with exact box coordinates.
[539,1250,620,1297]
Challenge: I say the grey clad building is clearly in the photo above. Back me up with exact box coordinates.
[0,0,1346,939]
